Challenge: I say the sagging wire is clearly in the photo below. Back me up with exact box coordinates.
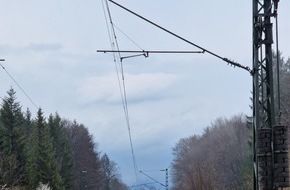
[101,0,139,182]
[0,62,38,110]
[139,170,166,187]
[107,0,252,74]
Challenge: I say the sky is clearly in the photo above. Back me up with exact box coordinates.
[0,0,289,189]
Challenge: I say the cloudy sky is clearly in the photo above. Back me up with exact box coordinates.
[1,0,289,188]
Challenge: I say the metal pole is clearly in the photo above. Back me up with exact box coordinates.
[165,169,168,190]
[253,0,277,189]
[160,169,169,190]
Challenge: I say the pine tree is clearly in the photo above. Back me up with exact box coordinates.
[0,88,26,187]
[0,88,24,153]
[48,113,74,189]
[36,108,64,190]
[24,109,39,189]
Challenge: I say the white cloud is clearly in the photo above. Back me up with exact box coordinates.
[77,72,180,104]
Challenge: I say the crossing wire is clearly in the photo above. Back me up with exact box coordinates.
[112,23,144,51]
[101,0,139,182]
[108,0,252,74]
[0,62,38,110]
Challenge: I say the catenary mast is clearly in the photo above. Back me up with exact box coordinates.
[253,0,289,189]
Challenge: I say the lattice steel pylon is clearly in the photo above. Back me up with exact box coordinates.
[253,0,289,189]
[252,0,275,188]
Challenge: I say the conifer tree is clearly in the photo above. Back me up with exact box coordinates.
[0,88,24,153]
[0,88,26,187]
[24,109,39,189]
[36,108,64,190]
[48,113,73,189]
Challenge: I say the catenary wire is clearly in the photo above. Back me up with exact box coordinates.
[101,0,125,102]
[0,63,38,109]
[139,171,165,187]
[101,0,124,102]
[102,0,139,182]
[108,0,252,74]
[113,23,144,51]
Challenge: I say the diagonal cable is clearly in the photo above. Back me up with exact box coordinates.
[108,0,252,74]
[102,0,139,182]
[0,63,38,109]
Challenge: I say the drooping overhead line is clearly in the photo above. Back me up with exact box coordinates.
[0,60,38,110]
[98,0,252,74]
[101,0,139,183]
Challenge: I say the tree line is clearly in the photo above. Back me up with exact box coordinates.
[170,53,290,190]
[0,88,129,190]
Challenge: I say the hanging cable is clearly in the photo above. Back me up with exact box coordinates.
[106,0,252,74]
[0,62,38,109]
[113,23,144,51]
[139,171,166,187]
[102,0,139,182]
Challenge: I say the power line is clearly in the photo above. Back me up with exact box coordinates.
[0,61,38,109]
[107,0,252,74]
[139,171,165,187]
[102,0,139,182]
[131,182,158,190]
[112,23,144,51]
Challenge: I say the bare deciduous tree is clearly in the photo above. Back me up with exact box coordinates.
[64,120,103,190]
[171,115,251,190]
